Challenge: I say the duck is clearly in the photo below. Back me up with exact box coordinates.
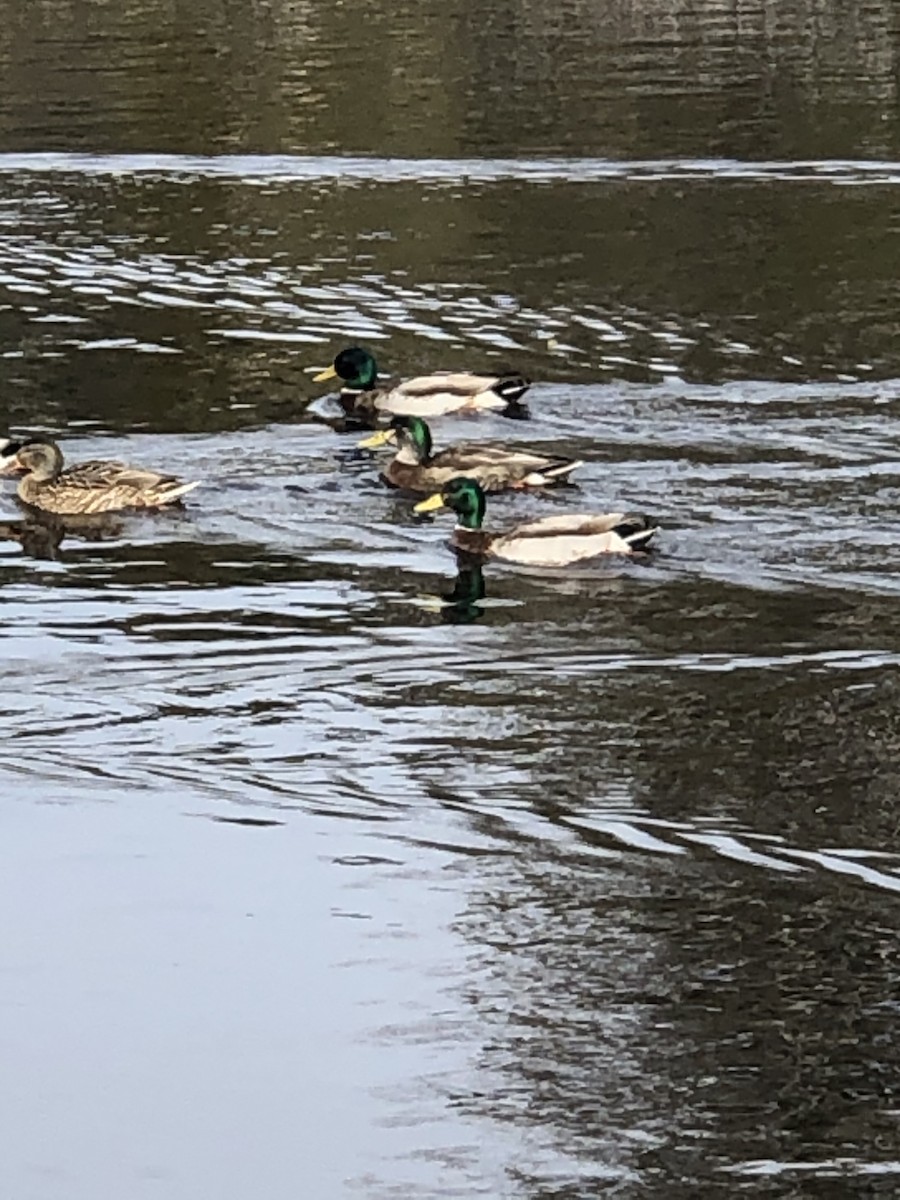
[359,415,582,494]
[0,439,200,515]
[313,346,530,420]
[413,477,657,565]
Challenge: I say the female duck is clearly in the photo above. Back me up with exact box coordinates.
[314,346,530,419]
[359,415,581,494]
[0,440,200,515]
[414,477,657,565]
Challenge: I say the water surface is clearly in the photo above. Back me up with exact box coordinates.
[3,1,900,1197]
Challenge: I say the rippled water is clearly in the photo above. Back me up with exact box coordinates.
[3,1,900,1197]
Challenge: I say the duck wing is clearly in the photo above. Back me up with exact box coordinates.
[378,372,522,415]
[491,512,657,565]
[429,444,583,488]
[61,459,131,485]
[36,461,200,514]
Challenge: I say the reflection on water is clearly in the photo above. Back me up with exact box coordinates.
[0,516,64,559]
[427,563,487,624]
[2,0,900,1196]
[0,0,896,160]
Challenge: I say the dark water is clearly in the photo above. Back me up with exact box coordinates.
[3,2,900,1196]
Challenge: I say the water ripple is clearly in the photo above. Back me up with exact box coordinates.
[0,152,900,186]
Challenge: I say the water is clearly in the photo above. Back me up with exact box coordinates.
[2,1,900,1196]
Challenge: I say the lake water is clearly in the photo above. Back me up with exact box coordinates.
[3,1,900,1196]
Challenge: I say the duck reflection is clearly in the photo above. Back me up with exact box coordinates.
[0,517,65,561]
[430,562,487,624]
[0,508,133,562]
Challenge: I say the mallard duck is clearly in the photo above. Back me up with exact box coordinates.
[0,440,200,515]
[313,346,530,419]
[414,477,657,565]
[359,415,581,494]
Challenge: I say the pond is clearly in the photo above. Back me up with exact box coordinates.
[2,1,900,1196]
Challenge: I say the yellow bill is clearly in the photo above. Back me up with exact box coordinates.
[413,492,446,514]
[357,429,394,449]
[313,365,337,383]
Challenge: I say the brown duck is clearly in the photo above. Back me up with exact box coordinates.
[0,439,200,515]
[359,415,582,494]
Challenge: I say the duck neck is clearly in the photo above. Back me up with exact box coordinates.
[451,527,490,559]
[395,442,423,465]
[398,421,432,465]
[455,514,482,531]
[18,475,42,503]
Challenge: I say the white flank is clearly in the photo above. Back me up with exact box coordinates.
[494,530,636,565]
[397,372,494,394]
[378,392,474,417]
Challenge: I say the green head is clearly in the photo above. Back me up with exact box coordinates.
[313,346,378,391]
[391,415,432,462]
[414,476,486,529]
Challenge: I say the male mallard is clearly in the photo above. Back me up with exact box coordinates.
[0,440,200,515]
[313,346,530,419]
[359,415,581,494]
[414,477,657,565]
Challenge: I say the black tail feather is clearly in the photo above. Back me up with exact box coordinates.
[492,375,531,404]
[613,514,658,550]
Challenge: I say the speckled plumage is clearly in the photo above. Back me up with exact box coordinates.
[0,441,200,515]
